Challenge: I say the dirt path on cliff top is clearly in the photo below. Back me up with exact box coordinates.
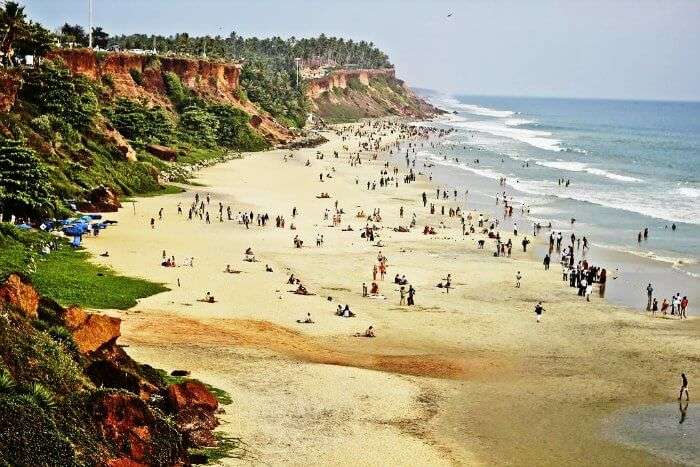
[120,312,508,381]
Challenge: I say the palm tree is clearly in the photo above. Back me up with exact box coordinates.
[0,1,28,65]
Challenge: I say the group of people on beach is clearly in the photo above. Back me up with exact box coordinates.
[647,283,689,319]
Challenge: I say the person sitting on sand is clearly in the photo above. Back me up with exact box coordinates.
[205,292,215,303]
[370,282,379,295]
[244,247,257,262]
[295,283,309,295]
[341,305,355,318]
[287,274,296,284]
[100,251,109,257]
[354,325,375,338]
[265,264,273,272]
[296,313,314,324]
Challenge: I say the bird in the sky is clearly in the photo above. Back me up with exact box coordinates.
[447,13,453,17]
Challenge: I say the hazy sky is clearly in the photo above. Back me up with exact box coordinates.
[26,0,700,101]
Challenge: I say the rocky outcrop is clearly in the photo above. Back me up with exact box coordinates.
[94,391,186,466]
[307,68,442,122]
[167,381,220,447]
[59,305,121,355]
[0,279,222,465]
[146,144,178,161]
[306,68,396,98]
[0,274,39,319]
[104,125,137,161]
[77,185,122,213]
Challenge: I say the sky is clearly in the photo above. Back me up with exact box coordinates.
[25,0,700,102]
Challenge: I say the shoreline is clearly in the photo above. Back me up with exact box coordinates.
[82,118,698,465]
[400,116,699,315]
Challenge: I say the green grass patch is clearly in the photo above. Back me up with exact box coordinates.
[188,432,245,464]
[1,225,168,309]
[123,184,185,201]
[30,247,168,309]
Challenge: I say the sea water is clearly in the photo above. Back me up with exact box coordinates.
[410,93,700,311]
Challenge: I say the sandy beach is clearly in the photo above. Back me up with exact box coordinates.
[83,119,699,466]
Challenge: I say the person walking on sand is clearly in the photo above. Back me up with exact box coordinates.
[534,302,545,323]
[515,271,522,288]
[680,296,688,319]
[399,286,406,305]
[646,283,654,311]
[372,264,378,281]
[678,373,689,401]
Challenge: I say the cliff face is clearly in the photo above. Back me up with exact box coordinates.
[306,68,396,98]
[306,68,441,123]
[49,49,292,144]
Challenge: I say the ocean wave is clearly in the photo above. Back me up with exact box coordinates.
[504,118,535,126]
[446,119,563,152]
[676,186,700,198]
[425,154,505,181]
[457,104,515,118]
[535,160,643,183]
[430,95,518,118]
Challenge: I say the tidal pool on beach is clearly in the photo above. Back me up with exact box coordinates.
[603,402,699,466]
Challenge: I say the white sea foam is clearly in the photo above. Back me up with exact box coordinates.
[585,168,643,183]
[457,103,515,118]
[504,118,535,126]
[447,120,563,152]
[535,160,643,183]
[676,186,700,198]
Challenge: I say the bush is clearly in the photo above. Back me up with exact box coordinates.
[101,73,115,88]
[21,61,99,131]
[163,71,187,107]
[104,98,175,145]
[207,104,269,151]
[0,370,15,393]
[347,77,367,92]
[128,68,143,85]
[0,140,56,217]
[179,106,219,148]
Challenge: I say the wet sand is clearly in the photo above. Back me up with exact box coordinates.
[84,120,699,465]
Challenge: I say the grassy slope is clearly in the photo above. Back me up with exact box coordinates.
[0,224,167,309]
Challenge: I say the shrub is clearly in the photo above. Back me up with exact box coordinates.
[27,382,56,411]
[163,71,187,107]
[179,106,219,148]
[128,68,143,85]
[207,104,269,151]
[0,370,15,393]
[21,61,99,131]
[347,76,367,92]
[104,98,175,145]
[101,73,115,88]
[0,140,55,217]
